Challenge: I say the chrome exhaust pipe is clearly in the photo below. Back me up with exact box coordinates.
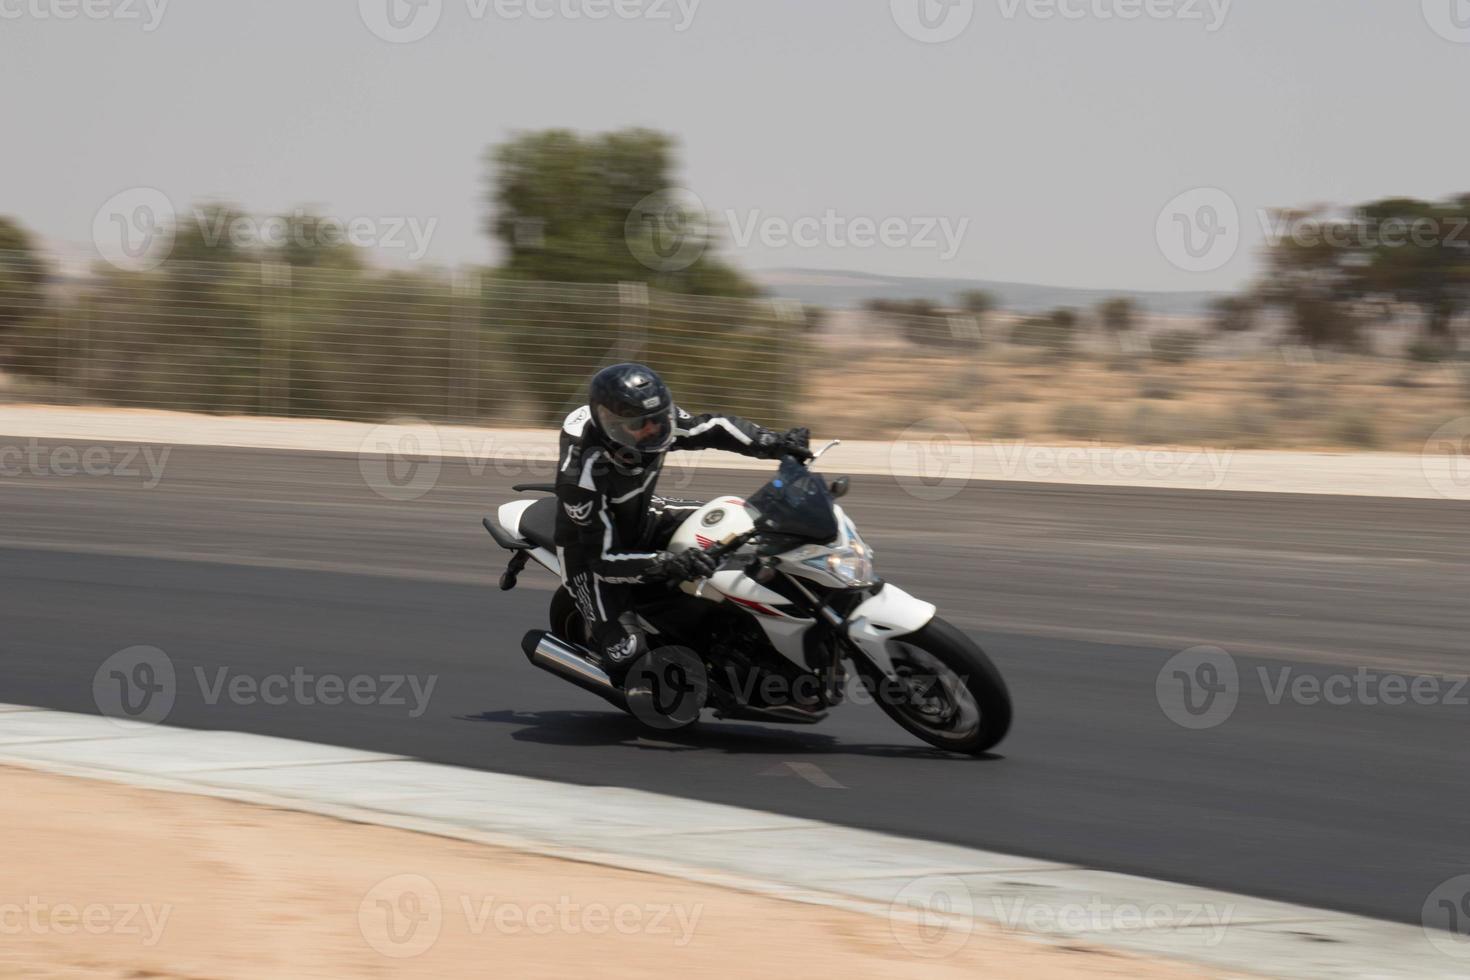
[521,630,627,711]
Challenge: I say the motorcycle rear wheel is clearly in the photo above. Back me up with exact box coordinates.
[549,586,590,645]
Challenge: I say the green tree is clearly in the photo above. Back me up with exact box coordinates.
[1260,208,1363,348]
[271,212,366,271]
[1350,195,1470,342]
[485,128,755,296]
[0,216,47,340]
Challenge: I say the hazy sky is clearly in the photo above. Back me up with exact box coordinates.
[3,0,1468,290]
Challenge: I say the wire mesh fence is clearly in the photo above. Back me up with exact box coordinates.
[1,252,1467,451]
[0,259,811,429]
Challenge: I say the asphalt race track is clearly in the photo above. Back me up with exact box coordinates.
[3,439,1470,926]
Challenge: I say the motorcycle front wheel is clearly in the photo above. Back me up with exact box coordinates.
[853,617,1011,755]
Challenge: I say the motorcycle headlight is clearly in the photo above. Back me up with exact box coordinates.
[803,538,876,587]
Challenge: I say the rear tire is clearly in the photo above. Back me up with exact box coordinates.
[549,586,590,646]
[853,617,1011,755]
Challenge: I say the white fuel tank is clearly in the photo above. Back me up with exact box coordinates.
[668,497,798,614]
[668,496,755,553]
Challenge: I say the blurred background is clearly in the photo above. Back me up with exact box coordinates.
[2,1,1469,449]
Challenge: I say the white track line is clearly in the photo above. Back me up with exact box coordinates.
[0,705,1461,978]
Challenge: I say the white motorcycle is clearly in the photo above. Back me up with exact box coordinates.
[484,443,1011,755]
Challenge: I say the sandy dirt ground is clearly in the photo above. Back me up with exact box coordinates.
[0,766,1221,979]
[803,350,1470,451]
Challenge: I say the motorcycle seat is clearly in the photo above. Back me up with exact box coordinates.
[519,496,559,552]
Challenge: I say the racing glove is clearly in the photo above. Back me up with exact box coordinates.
[758,426,814,462]
[651,547,719,583]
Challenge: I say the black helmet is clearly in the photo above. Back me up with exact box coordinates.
[589,363,676,454]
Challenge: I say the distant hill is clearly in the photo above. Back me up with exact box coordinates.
[753,268,1225,315]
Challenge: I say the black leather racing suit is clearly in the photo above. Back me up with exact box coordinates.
[554,404,783,662]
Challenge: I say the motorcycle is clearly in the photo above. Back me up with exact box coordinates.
[483,442,1011,755]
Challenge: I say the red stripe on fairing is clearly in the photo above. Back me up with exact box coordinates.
[725,595,786,618]
[695,534,716,549]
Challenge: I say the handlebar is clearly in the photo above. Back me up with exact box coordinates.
[698,528,759,563]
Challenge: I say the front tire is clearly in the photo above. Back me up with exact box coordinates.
[853,617,1011,755]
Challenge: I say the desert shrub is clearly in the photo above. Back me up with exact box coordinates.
[1124,404,1225,445]
[1151,329,1201,365]
[1125,404,1166,444]
[1052,401,1106,439]
[988,411,1023,440]
[1010,309,1078,361]
[1328,409,1379,448]
[1226,401,1274,444]
[1138,378,1177,400]
[1406,338,1449,363]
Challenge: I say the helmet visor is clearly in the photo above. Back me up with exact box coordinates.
[596,403,676,453]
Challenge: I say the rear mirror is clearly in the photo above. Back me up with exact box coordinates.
[829,476,851,499]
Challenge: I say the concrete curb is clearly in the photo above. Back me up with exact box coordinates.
[2,404,1467,500]
[0,704,1460,978]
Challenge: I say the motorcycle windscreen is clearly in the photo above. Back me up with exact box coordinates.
[745,457,840,543]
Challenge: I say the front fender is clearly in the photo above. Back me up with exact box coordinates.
[844,584,936,679]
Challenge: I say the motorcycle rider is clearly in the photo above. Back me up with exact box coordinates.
[556,363,812,673]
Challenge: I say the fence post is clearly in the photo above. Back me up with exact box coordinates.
[259,261,291,417]
[769,298,805,423]
[452,269,480,424]
[617,281,650,365]
[75,285,92,404]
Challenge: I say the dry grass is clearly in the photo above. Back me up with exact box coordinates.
[803,349,1470,451]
